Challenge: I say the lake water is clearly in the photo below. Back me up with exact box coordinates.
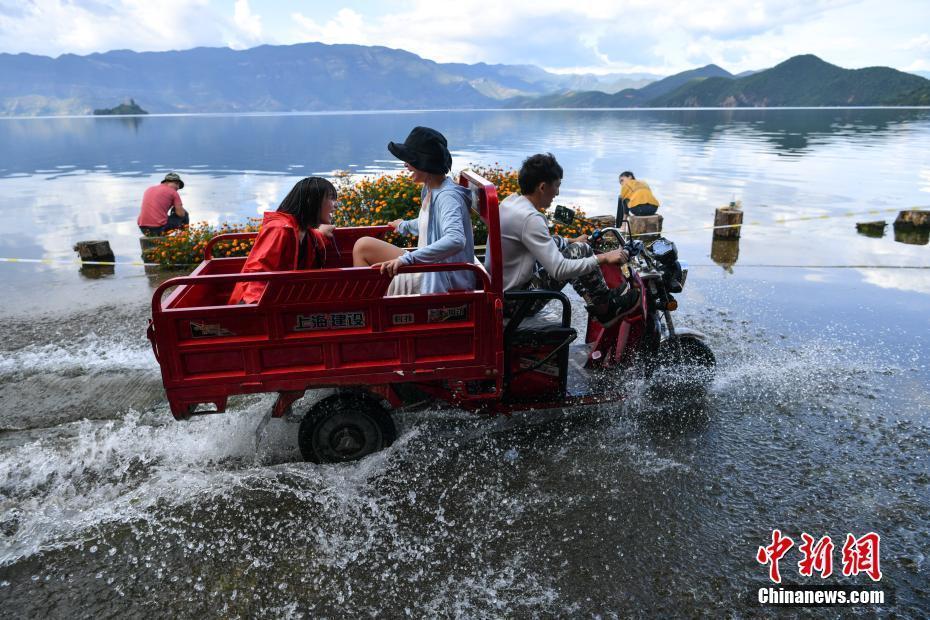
[0,109,928,616]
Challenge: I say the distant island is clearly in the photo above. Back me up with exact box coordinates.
[1,42,928,116]
[93,98,147,115]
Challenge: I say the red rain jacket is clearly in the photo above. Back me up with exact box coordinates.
[228,211,328,305]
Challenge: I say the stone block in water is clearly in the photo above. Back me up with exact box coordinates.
[73,240,115,263]
[855,221,886,238]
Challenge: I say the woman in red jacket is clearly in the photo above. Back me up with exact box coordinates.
[228,177,337,305]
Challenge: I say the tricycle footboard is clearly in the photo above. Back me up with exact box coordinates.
[166,391,228,420]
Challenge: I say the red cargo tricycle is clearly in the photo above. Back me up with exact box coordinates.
[147,170,714,462]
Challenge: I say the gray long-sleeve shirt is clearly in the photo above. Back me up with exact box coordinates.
[395,177,476,294]
[497,193,598,291]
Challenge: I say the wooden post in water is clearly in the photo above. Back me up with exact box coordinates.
[894,209,930,228]
[893,209,930,245]
[73,240,115,263]
[713,203,743,239]
[711,237,740,272]
[894,224,929,245]
[587,215,616,228]
[628,214,663,239]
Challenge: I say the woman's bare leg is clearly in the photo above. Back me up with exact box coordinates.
[353,236,405,266]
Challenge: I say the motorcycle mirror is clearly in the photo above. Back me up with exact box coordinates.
[553,205,575,225]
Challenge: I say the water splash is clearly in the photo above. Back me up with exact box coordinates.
[0,332,154,380]
[0,296,925,614]
[0,406,265,565]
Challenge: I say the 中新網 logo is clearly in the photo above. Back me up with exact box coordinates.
[756,530,881,583]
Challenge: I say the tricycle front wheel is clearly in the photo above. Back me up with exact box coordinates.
[646,334,716,396]
[656,335,716,374]
[298,394,397,463]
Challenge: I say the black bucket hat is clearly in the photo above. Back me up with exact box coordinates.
[388,126,452,174]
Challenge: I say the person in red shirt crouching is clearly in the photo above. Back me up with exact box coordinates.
[138,172,190,235]
[228,177,337,305]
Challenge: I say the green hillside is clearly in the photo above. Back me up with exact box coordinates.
[651,55,930,107]
[508,64,732,108]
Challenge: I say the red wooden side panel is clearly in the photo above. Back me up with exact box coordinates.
[152,265,500,416]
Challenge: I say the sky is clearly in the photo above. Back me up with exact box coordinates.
[0,0,928,76]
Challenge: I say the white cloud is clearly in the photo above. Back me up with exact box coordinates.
[291,8,370,46]
[289,1,517,64]
[283,0,884,74]
[0,0,263,56]
[899,34,930,52]
[858,269,930,295]
[655,1,855,38]
[0,0,926,75]
[232,0,263,47]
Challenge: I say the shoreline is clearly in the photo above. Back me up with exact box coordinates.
[3,105,930,121]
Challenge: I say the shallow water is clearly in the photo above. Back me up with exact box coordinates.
[0,109,928,615]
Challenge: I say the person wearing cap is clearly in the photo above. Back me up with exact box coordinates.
[616,171,660,225]
[353,126,476,294]
[137,172,189,235]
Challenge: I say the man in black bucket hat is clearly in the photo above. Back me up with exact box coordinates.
[137,172,190,235]
[388,126,453,174]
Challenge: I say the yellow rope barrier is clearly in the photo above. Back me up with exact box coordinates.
[640,207,911,238]
[0,207,925,269]
[0,257,178,267]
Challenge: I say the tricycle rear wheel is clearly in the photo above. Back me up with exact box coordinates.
[298,394,397,463]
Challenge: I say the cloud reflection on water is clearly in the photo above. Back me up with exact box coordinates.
[0,109,928,306]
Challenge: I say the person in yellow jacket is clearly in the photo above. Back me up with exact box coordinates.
[616,171,660,224]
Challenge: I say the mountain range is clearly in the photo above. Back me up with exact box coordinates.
[0,42,927,116]
[649,55,930,107]
[506,64,736,108]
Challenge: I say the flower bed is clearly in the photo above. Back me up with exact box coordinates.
[143,165,591,266]
[142,220,260,266]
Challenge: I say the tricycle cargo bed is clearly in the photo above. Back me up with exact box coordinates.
[149,261,501,418]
